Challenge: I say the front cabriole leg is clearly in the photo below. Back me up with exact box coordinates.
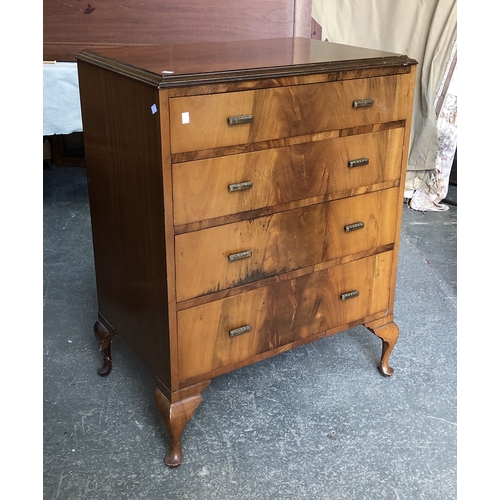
[365,320,399,377]
[154,381,210,467]
[94,320,117,377]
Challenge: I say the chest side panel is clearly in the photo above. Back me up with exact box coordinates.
[78,61,172,385]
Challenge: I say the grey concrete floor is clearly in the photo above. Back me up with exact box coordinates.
[43,165,457,499]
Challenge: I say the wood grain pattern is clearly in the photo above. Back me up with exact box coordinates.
[158,88,181,390]
[177,251,393,383]
[294,0,313,38]
[383,64,417,315]
[169,74,410,153]
[175,188,400,301]
[173,127,405,225]
[76,38,414,89]
[77,39,416,466]
[170,121,406,168]
[44,0,298,61]
[77,61,172,386]
[165,68,412,102]
[154,388,207,467]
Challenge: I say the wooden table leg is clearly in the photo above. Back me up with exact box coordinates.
[154,387,208,467]
[365,320,399,377]
[94,320,117,377]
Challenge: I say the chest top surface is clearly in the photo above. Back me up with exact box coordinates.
[76,37,417,87]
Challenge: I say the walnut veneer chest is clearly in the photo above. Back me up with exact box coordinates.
[76,38,417,467]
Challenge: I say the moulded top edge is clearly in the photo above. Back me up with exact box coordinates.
[76,37,417,88]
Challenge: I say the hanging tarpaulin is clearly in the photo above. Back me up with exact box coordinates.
[410,47,457,211]
[310,0,457,208]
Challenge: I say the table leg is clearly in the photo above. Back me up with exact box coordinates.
[365,320,399,377]
[154,386,208,467]
[94,320,117,377]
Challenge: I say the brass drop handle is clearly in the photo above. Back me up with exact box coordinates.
[344,221,365,233]
[228,250,252,262]
[348,158,369,168]
[229,325,252,338]
[340,290,360,301]
[228,181,253,193]
[228,115,254,125]
[352,99,374,108]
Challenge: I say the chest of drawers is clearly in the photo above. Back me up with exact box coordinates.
[76,38,416,467]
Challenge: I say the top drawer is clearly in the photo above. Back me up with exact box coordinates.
[169,74,409,153]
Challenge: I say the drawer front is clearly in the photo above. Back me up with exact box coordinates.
[177,251,393,382]
[169,75,409,153]
[173,128,404,225]
[175,187,399,302]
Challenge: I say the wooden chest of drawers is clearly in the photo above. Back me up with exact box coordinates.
[76,38,416,467]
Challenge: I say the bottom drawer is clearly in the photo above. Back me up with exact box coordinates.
[177,251,393,382]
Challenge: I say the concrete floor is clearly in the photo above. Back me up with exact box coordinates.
[43,165,457,499]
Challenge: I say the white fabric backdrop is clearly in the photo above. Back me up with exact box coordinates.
[43,62,83,136]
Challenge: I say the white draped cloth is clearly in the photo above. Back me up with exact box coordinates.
[43,62,83,136]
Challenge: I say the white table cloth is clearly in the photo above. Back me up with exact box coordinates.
[43,62,83,136]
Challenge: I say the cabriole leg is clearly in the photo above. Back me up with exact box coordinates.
[366,321,399,377]
[154,388,205,467]
[94,320,117,377]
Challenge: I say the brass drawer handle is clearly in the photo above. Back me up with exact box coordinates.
[228,114,254,125]
[228,181,253,193]
[348,157,369,168]
[340,290,360,301]
[352,99,374,108]
[229,324,252,338]
[228,250,252,262]
[344,221,365,233]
